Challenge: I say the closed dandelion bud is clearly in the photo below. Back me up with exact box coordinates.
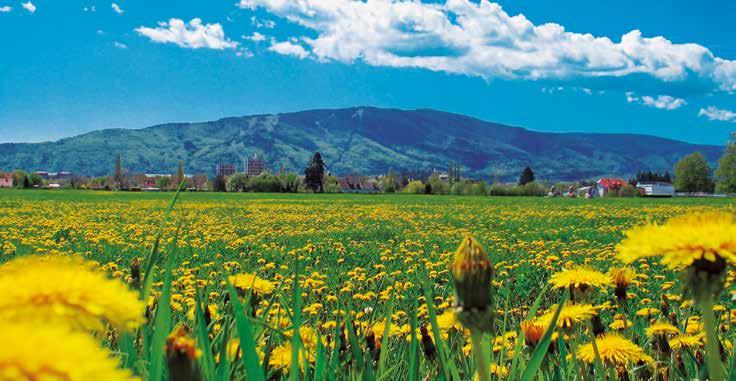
[520,320,545,347]
[591,314,606,337]
[365,328,377,356]
[687,256,728,302]
[204,304,213,327]
[695,350,704,366]
[668,312,678,328]
[450,236,494,333]
[166,324,202,381]
[130,257,141,290]
[419,324,437,361]
[659,294,670,316]
[675,352,686,375]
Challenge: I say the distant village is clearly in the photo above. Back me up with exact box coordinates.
[2,142,736,197]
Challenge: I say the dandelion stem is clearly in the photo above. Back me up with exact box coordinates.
[701,295,723,381]
[472,330,490,381]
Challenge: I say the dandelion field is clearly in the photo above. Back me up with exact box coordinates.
[1,189,735,380]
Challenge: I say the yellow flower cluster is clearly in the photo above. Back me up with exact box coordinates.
[0,256,145,331]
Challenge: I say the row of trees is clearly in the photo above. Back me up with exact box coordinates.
[7,136,736,195]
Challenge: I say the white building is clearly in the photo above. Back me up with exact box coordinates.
[637,182,675,197]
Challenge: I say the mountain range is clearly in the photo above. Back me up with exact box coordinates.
[0,107,724,181]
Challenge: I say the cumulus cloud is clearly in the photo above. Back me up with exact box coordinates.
[135,18,238,50]
[83,5,96,12]
[238,0,736,91]
[268,40,309,59]
[21,1,35,13]
[0,5,12,12]
[113,41,128,49]
[111,3,124,14]
[698,106,736,122]
[626,92,686,110]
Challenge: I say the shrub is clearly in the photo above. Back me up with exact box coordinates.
[404,180,426,194]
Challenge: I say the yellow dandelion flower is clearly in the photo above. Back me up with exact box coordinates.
[669,333,705,350]
[472,364,509,380]
[645,322,680,337]
[616,212,736,270]
[608,267,637,300]
[269,341,312,374]
[635,307,661,317]
[0,255,145,331]
[577,333,653,366]
[538,303,598,329]
[0,322,139,381]
[609,318,633,331]
[548,267,612,292]
[436,309,463,333]
[229,273,275,295]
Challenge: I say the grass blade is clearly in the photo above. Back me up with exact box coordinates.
[140,180,185,300]
[194,291,217,381]
[147,243,175,381]
[420,274,462,381]
[226,282,266,381]
[519,291,569,381]
[376,298,394,378]
[509,283,549,380]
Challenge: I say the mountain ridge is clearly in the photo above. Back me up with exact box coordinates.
[0,106,724,181]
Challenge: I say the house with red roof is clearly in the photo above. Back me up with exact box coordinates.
[596,178,627,197]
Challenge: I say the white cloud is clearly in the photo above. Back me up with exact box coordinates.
[135,18,238,50]
[111,3,124,14]
[113,41,128,49]
[83,5,96,12]
[268,40,309,59]
[698,106,736,122]
[626,92,686,110]
[0,5,12,12]
[21,1,35,13]
[250,16,275,29]
[244,32,267,42]
[239,0,736,91]
[236,48,254,58]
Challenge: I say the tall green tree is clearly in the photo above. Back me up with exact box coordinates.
[674,152,714,193]
[28,173,43,188]
[213,175,227,192]
[174,160,185,188]
[12,170,29,189]
[304,152,325,193]
[715,133,736,193]
[381,168,400,193]
[518,166,535,185]
[114,153,123,189]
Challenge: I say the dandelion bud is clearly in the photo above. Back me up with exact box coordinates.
[687,256,728,303]
[591,314,606,337]
[419,324,436,361]
[450,236,494,333]
[520,320,545,347]
[130,258,141,290]
[659,294,670,316]
[608,267,635,302]
[166,324,202,381]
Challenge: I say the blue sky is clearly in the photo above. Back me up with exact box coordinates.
[1,0,735,145]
